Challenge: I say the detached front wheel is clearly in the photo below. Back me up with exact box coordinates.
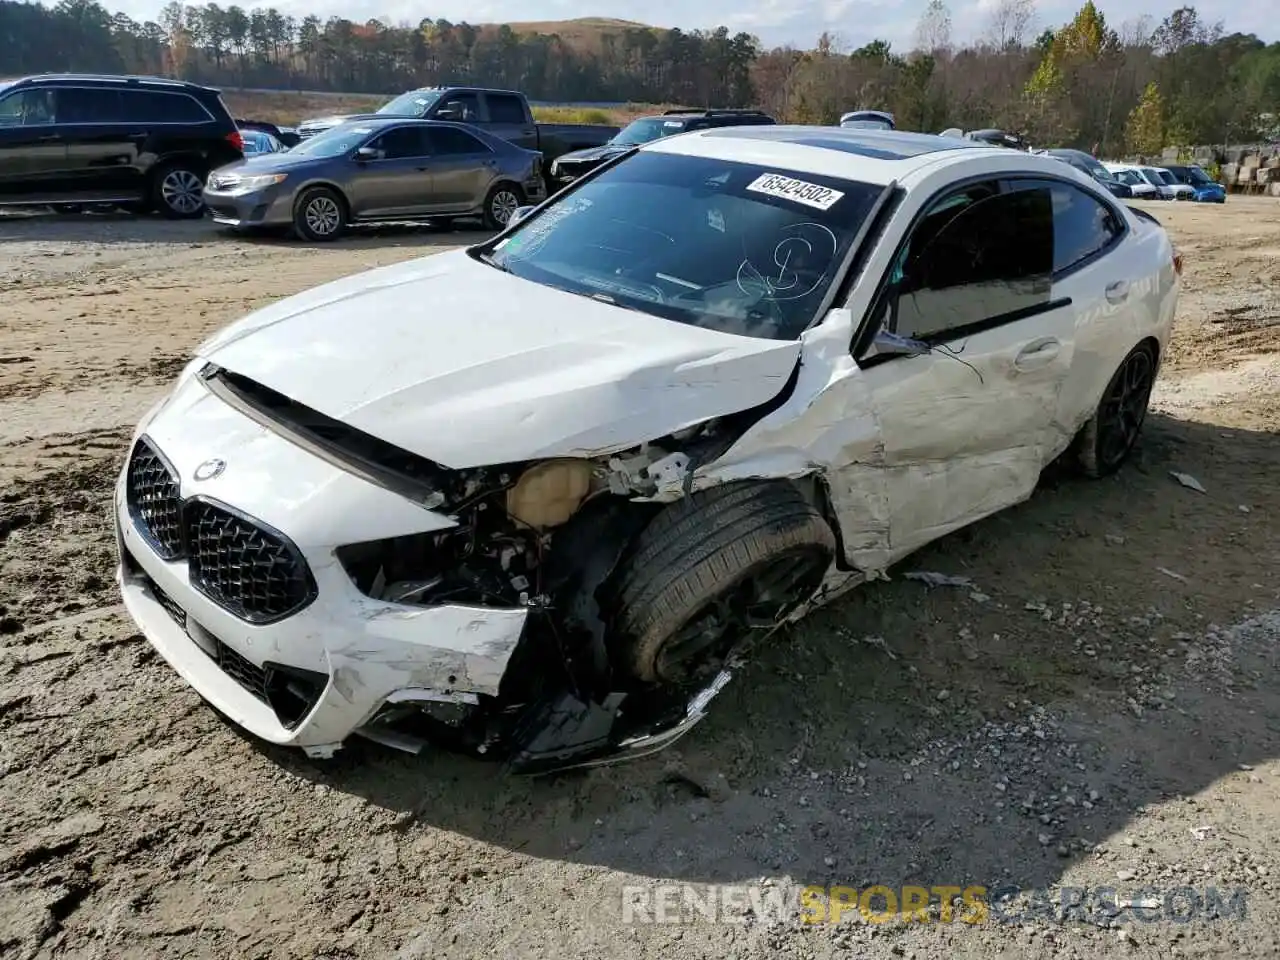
[610,483,835,687]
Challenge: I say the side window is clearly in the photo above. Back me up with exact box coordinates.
[436,93,480,122]
[57,88,125,123]
[1040,181,1124,275]
[485,94,525,124]
[368,126,429,159]
[120,90,210,123]
[0,88,57,126]
[429,127,490,155]
[878,184,1053,342]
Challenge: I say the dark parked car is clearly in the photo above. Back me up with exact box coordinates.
[0,74,244,217]
[203,118,546,241]
[548,108,776,187]
[964,128,1029,150]
[1042,148,1134,198]
[1162,163,1226,203]
[296,87,617,172]
[839,110,895,130]
[236,117,301,148]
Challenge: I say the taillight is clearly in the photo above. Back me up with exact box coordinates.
[1173,251,1184,276]
[226,130,244,151]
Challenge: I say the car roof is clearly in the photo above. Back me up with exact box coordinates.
[644,125,1050,185]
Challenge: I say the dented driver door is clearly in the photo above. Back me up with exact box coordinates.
[845,181,1077,565]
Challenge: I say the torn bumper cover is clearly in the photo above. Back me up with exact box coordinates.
[113,377,528,757]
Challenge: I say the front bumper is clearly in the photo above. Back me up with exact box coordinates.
[114,374,529,754]
[203,184,295,228]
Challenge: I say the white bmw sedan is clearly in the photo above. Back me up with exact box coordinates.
[116,126,1180,773]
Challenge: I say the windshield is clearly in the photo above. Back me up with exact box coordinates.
[485,151,884,341]
[378,89,441,116]
[612,118,688,146]
[841,118,894,130]
[286,123,372,158]
[1186,165,1214,184]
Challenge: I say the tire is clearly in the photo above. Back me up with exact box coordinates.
[609,483,836,686]
[1076,341,1157,478]
[151,161,207,219]
[292,186,347,242]
[482,182,523,230]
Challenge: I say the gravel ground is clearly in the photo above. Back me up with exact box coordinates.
[1,200,1278,960]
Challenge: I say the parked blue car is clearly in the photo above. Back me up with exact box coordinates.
[1164,164,1226,203]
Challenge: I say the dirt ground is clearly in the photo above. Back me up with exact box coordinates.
[1,199,1278,960]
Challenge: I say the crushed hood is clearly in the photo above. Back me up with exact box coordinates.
[196,251,801,469]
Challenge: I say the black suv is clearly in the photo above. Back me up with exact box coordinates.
[549,108,776,187]
[0,74,244,218]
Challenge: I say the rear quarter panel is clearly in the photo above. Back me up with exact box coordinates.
[1072,206,1177,419]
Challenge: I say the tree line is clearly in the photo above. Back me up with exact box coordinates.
[2,0,1278,153]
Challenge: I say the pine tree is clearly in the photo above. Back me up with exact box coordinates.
[1125,82,1165,157]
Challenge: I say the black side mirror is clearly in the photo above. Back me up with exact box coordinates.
[867,328,931,359]
[436,109,462,122]
[354,146,379,162]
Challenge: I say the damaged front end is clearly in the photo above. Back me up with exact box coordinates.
[204,362,803,774]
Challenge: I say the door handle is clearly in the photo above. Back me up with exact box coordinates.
[36,134,61,142]
[1105,280,1130,303]
[1014,337,1061,370]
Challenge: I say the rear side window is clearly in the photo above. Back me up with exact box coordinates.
[56,87,125,123]
[1009,179,1125,275]
[882,183,1054,341]
[429,127,490,155]
[485,94,525,124]
[120,89,211,123]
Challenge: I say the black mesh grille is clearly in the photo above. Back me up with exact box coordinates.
[126,438,184,559]
[149,576,189,628]
[216,639,269,701]
[187,500,313,623]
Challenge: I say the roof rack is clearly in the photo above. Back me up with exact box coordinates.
[661,108,769,117]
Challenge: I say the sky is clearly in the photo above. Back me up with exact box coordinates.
[103,0,1277,53]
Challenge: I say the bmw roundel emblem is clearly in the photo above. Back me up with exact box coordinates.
[193,458,226,481]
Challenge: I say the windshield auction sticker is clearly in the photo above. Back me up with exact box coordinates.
[746,173,845,211]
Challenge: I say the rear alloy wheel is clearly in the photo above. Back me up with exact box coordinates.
[154,163,207,219]
[610,483,835,687]
[292,187,346,242]
[483,183,523,230]
[1076,342,1157,478]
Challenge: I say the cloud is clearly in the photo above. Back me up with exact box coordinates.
[106,0,1279,51]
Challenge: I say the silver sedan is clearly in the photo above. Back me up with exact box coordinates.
[204,118,546,241]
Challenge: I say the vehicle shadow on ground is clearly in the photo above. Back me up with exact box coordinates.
[239,410,1278,893]
[0,208,494,250]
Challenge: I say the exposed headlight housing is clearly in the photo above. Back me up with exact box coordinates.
[506,459,594,530]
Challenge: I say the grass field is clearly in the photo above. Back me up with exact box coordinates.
[220,89,667,127]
